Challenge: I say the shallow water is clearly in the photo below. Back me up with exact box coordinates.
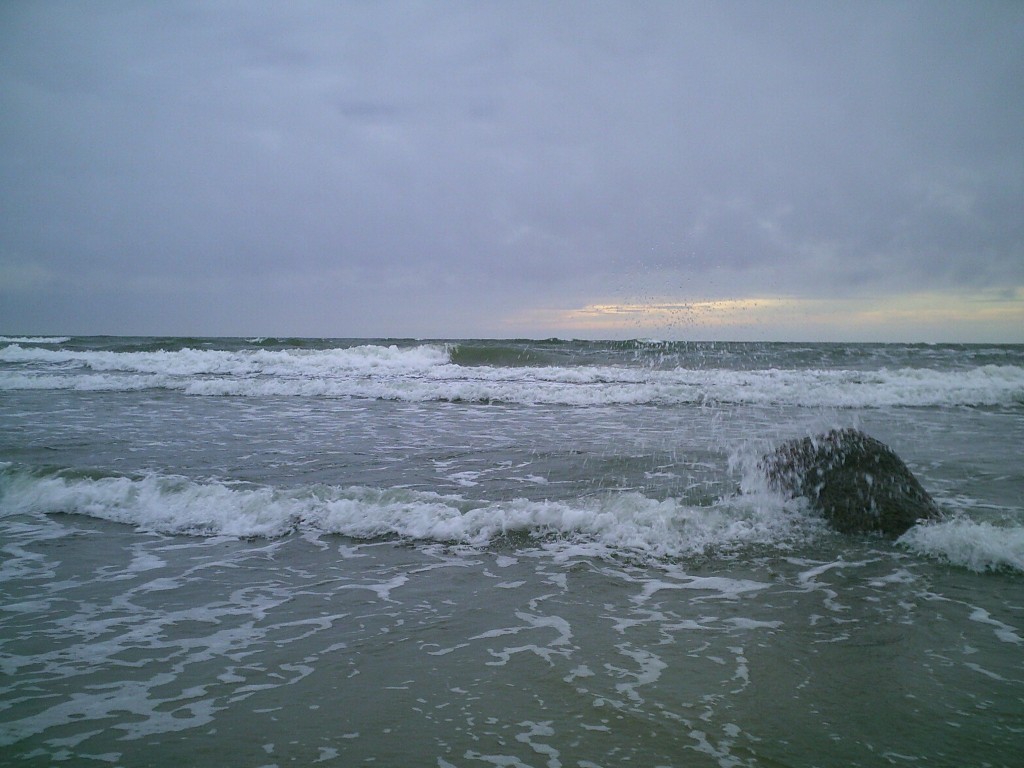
[1,337,1022,766]
[3,514,1021,767]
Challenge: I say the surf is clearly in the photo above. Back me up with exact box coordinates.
[2,341,1022,407]
[4,463,1022,573]
[0,464,823,559]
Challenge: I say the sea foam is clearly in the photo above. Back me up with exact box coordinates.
[900,517,1024,573]
[0,468,820,560]
[0,336,71,344]
[2,343,1022,407]
[6,466,1020,572]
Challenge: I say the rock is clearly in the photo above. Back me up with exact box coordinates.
[760,428,942,536]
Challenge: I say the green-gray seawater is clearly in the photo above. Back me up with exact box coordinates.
[1,337,1022,766]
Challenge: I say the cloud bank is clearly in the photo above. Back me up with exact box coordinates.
[2,1,1022,340]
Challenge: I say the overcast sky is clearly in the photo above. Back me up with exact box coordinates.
[2,1,1022,341]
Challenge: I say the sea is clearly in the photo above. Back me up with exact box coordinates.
[0,335,1022,768]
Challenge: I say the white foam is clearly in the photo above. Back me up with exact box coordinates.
[966,607,1022,645]
[0,469,819,560]
[611,645,667,703]
[637,576,771,603]
[0,336,71,344]
[900,517,1024,573]
[0,343,448,377]
[336,574,409,602]
[2,343,1021,407]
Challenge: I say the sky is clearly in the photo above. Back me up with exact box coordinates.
[1,1,1022,342]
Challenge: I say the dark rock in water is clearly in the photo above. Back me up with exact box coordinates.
[760,428,942,536]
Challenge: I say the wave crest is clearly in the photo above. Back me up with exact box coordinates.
[2,343,1022,407]
[0,336,71,344]
[0,467,819,560]
[900,517,1024,573]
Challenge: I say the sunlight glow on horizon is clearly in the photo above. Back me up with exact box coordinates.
[506,289,1024,343]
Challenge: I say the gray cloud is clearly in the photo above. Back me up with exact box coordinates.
[1,0,1022,338]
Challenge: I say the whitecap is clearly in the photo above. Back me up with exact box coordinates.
[0,468,821,560]
[1,343,1021,407]
[0,336,70,344]
[899,517,1024,573]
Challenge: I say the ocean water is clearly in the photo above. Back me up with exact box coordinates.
[1,336,1022,767]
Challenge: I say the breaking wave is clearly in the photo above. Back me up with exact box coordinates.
[900,517,1024,573]
[0,336,71,344]
[0,465,819,561]
[4,465,1020,572]
[1,342,1022,408]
